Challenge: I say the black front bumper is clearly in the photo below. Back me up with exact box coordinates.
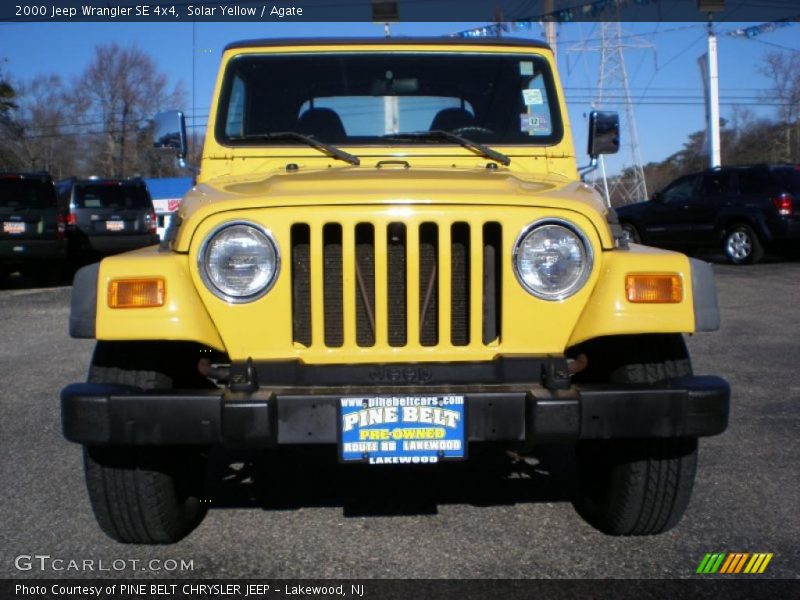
[61,376,730,447]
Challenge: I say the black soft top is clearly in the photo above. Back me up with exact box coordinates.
[224,36,551,52]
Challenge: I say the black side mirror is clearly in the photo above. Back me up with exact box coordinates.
[651,191,664,203]
[153,110,187,159]
[587,111,620,158]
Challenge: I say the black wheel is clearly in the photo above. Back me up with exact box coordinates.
[83,341,208,544]
[723,224,763,265]
[571,334,699,535]
[620,222,641,244]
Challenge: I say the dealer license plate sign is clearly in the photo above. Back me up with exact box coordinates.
[106,220,124,231]
[3,222,25,234]
[339,395,466,464]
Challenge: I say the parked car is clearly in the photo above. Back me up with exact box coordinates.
[56,177,160,258]
[616,164,800,264]
[0,171,67,283]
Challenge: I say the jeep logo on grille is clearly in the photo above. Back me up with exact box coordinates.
[368,366,433,384]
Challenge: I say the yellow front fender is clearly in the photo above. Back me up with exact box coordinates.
[568,244,699,347]
[94,246,225,351]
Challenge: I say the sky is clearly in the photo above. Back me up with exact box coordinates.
[1,18,798,185]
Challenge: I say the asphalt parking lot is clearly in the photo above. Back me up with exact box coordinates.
[1,259,798,580]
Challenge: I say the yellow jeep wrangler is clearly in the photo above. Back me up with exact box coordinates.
[61,37,729,543]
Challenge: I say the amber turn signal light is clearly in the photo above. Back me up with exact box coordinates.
[625,273,682,303]
[108,279,165,308]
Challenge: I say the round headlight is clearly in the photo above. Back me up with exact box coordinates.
[513,219,593,300]
[199,222,279,302]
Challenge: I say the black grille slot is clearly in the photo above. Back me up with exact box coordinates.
[290,219,502,350]
[355,223,376,347]
[290,224,311,346]
[451,222,470,346]
[483,222,502,344]
[419,223,439,346]
[323,223,343,347]
[387,223,407,347]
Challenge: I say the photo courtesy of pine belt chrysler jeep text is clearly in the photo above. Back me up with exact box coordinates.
[60,38,730,544]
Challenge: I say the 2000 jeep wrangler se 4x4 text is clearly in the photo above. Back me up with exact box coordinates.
[61,38,730,544]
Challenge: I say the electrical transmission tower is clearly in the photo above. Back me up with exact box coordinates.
[570,21,653,205]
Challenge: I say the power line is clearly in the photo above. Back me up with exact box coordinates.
[738,37,800,53]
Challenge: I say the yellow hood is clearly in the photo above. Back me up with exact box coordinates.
[174,166,613,251]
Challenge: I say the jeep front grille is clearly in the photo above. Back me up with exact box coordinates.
[290,220,502,350]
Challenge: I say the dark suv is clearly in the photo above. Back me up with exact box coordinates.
[57,177,159,258]
[616,164,800,264]
[0,172,67,282]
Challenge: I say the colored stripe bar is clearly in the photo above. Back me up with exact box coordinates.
[696,553,713,574]
[733,553,750,573]
[758,553,773,574]
[744,554,760,574]
[701,553,726,574]
[710,553,726,574]
[719,554,736,574]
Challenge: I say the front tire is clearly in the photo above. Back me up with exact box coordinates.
[724,224,763,265]
[84,446,207,544]
[82,342,208,544]
[571,334,699,535]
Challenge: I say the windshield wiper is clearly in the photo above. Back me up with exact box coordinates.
[383,130,511,166]
[232,131,360,166]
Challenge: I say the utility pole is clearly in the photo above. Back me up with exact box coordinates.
[544,0,557,58]
[494,7,504,37]
[703,7,723,168]
[371,1,398,37]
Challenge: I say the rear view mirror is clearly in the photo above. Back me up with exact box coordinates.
[153,110,187,159]
[370,78,419,95]
[587,111,620,157]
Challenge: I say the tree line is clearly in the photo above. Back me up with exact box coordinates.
[0,43,194,180]
[1,44,798,189]
[604,50,800,205]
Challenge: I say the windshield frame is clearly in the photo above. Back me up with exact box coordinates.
[213,50,565,150]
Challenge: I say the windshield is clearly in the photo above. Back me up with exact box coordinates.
[216,52,562,146]
[0,177,56,209]
[73,183,151,210]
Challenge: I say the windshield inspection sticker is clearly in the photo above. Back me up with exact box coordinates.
[519,61,534,76]
[523,88,544,105]
[520,114,549,133]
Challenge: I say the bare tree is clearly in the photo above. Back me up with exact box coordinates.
[0,73,15,119]
[760,51,800,163]
[79,43,184,178]
[3,75,83,177]
[0,59,22,170]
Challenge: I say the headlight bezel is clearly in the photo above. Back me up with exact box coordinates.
[198,220,281,304]
[512,218,594,301]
